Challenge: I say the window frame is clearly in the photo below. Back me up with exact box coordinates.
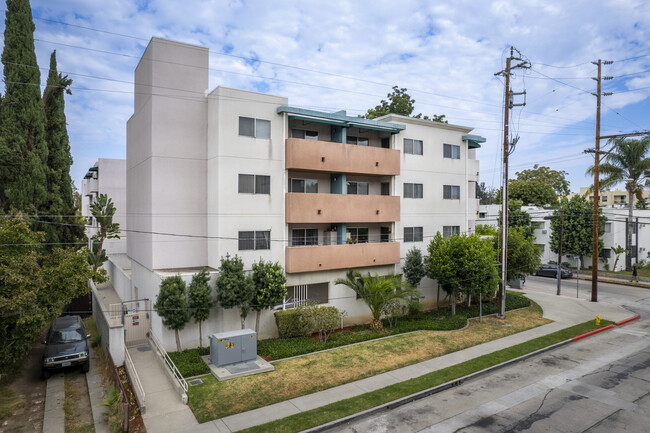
[404,226,423,242]
[443,226,460,238]
[404,183,423,199]
[404,138,423,155]
[443,143,461,159]
[290,178,318,193]
[238,174,270,194]
[347,181,369,195]
[291,228,319,247]
[347,227,369,243]
[238,230,271,250]
[443,185,461,200]
[239,116,271,139]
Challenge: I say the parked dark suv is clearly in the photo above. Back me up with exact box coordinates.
[42,315,90,379]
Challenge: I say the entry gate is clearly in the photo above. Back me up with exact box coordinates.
[122,299,151,348]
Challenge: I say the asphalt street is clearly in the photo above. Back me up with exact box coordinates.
[326,277,650,433]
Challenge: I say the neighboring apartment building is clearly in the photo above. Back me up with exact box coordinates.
[113,37,484,350]
[570,186,650,207]
[81,158,127,254]
[479,204,650,272]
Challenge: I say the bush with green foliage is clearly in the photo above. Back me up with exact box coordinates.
[297,303,345,344]
[154,275,190,352]
[168,347,210,377]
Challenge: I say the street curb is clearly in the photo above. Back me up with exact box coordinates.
[302,315,639,433]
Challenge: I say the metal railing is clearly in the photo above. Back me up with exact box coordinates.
[149,331,189,394]
[124,346,146,407]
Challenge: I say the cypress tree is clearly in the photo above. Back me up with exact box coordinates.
[43,50,82,244]
[0,0,48,213]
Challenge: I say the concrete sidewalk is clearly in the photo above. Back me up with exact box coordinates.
[140,290,631,433]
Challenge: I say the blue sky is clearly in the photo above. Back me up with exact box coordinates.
[3,0,650,194]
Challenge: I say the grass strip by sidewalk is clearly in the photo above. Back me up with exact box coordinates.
[238,319,614,433]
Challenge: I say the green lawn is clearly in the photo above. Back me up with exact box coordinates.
[238,319,614,433]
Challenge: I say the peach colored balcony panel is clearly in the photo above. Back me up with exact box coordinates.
[286,138,400,176]
[285,242,400,273]
[286,193,400,223]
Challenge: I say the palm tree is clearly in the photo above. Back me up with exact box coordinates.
[335,271,418,329]
[587,136,650,269]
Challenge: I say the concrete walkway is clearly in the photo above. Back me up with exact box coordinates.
[43,373,65,433]
[122,289,632,433]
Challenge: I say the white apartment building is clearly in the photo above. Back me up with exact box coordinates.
[114,37,485,350]
[479,204,650,272]
[81,158,127,254]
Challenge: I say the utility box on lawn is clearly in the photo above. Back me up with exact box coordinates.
[208,329,257,367]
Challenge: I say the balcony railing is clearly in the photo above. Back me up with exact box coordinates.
[286,193,400,224]
[285,241,400,273]
[286,138,400,176]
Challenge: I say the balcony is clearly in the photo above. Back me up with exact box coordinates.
[286,138,400,176]
[286,193,400,224]
[85,177,99,194]
[285,241,400,273]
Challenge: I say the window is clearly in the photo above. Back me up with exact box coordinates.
[601,248,611,259]
[443,143,461,159]
[443,226,460,238]
[238,231,270,250]
[347,181,369,195]
[292,129,318,140]
[347,227,368,243]
[346,136,369,146]
[604,223,611,233]
[404,138,423,155]
[290,178,318,193]
[601,196,608,202]
[404,227,423,242]
[404,183,423,199]
[286,283,328,306]
[238,174,270,194]
[291,229,318,246]
[536,244,545,253]
[381,137,390,149]
[239,116,270,139]
[381,182,390,196]
[443,185,461,200]
[381,226,390,242]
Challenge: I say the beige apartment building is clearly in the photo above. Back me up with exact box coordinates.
[572,186,650,207]
[109,37,485,350]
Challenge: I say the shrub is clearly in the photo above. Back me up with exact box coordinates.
[274,309,308,338]
[298,304,345,343]
[168,348,210,377]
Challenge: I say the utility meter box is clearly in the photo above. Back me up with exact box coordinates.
[208,329,257,367]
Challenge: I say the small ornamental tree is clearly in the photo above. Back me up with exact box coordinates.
[154,275,190,352]
[188,269,213,347]
[86,194,120,283]
[251,259,287,334]
[611,245,628,272]
[495,227,541,281]
[215,254,254,329]
[403,247,425,288]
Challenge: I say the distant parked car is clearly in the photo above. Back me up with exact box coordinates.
[42,315,90,379]
[536,264,573,279]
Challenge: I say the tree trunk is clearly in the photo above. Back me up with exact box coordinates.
[628,191,635,270]
[255,310,261,334]
[240,314,246,329]
[175,329,181,352]
[467,293,471,307]
[436,283,440,310]
[199,321,203,348]
[451,290,456,316]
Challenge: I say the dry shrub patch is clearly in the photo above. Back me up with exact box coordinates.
[188,302,550,422]
[64,371,96,433]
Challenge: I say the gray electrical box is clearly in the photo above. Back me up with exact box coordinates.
[208,328,257,367]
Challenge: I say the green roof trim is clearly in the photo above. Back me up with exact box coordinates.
[84,172,93,179]
[278,106,406,133]
[88,166,99,172]
[463,134,486,149]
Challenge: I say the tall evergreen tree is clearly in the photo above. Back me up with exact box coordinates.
[0,0,48,213]
[43,50,81,244]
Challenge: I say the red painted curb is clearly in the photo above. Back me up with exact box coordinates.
[572,324,616,341]
[616,315,640,326]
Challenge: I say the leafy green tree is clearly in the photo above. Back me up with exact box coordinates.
[507,179,559,207]
[588,137,650,268]
[364,86,445,121]
[475,224,497,236]
[636,197,649,210]
[251,259,287,334]
[154,275,190,352]
[0,0,48,213]
[296,303,345,344]
[403,247,425,288]
[498,199,534,239]
[188,269,213,347]
[495,227,541,281]
[611,245,628,272]
[215,254,254,329]
[477,182,498,205]
[426,233,499,315]
[0,217,92,378]
[86,194,120,283]
[515,165,570,196]
[42,50,82,245]
[335,271,418,329]
[550,195,607,268]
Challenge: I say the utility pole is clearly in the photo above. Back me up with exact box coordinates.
[556,208,564,296]
[494,47,529,319]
